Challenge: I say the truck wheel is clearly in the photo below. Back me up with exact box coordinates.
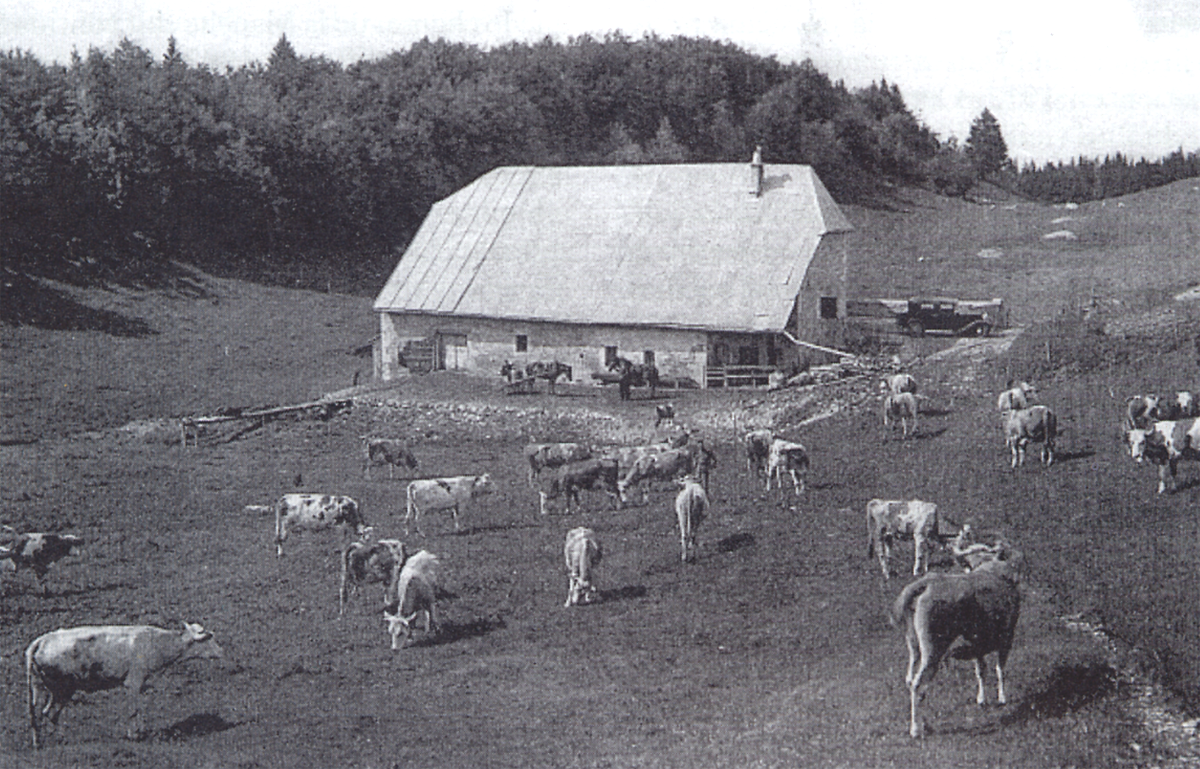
[907,320,925,337]
[975,324,992,337]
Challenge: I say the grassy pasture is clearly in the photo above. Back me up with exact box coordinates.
[0,180,1197,767]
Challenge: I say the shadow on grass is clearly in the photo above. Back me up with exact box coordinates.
[716,532,755,553]
[2,274,157,337]
[1001,662,1117,724]
[919,407,954,418]
[1055,449,1097,463]
[598,585,648,603]
[418,616,506,647]
[158,712,243,742]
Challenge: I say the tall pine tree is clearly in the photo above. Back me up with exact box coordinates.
[965,107,1008,178]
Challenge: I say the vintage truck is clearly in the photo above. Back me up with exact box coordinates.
[894,297,1004,336]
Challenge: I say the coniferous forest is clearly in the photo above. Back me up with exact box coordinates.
[2,33,1197,293]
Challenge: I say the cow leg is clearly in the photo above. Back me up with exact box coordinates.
[995,657,1008,704]
[451,505,461,532]
[879,542,892,579]
[973,659,987,705]
[912,539,924,576]
[539,492,549,516]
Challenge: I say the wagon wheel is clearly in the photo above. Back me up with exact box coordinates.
[975,323,992,337]
[907,320,925,337]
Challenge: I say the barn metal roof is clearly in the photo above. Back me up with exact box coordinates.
[373,163,852,332]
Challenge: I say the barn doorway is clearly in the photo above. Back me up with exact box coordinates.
[437,333,468,370]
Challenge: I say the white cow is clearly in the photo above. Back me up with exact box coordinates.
[405,474,495,535]
[383,550,439,649]
[274,494,370,557]
[1127,418,1200,494]
[674,477,709,563]
[766,438,809,496]
[890,556,1022,738]
[866,499,940,579]
[1004,406,1057,469]
[563,527,602,606]
[883,392,919,439]
[997,381,1037,412]
[25,622,223,748]
[882,373,918,397]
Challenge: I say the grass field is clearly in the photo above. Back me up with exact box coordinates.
[1,180,1197,767]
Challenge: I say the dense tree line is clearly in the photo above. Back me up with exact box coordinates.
[2,33,1196,290]
[2,34,942,285]
[1012,148,1200,204]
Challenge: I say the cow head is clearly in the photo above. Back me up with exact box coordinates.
[474,474,496,496]
[181,622,224,659]
[1126,429,1149,462]
[384,610,416,650]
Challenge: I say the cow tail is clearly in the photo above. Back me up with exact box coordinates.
[889,578,930,628]
[273,498,285,552]
[406,483,416,527]
[867,512,876,559]
[26,637,43,744]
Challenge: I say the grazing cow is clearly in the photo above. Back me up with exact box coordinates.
[383,550,439,649]
[538,458,622,515]
[744,429,774,479]
[0,532,84,594]
[655,402,675,428]
[890,556,1022,738]
[340,538,407,616]
[1123,394,1160,431]
[362,437,420,480]
[563,527,602,606]
[274,494,369,557]
[608,356,659,401]
[948,525,1012,572]
[882,373,918,397]
[997,381,1037,412]
[674,477,709,563]
[883,392,919,439]
[404,474,495,535]
[618,448,695,505]
[866,499,940,579]
[766,438,809,497]
[25,622,223,748]
[1004,406,1057,469]
[1127,418,1200,494]
[525,360,573,394]
[524,442,592,487]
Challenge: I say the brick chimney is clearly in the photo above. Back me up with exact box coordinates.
[750,145,764,197]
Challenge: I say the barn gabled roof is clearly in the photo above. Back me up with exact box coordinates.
[373,163,852,333]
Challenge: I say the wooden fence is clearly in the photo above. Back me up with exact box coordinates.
[705,366,779,389]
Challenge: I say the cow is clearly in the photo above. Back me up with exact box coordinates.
[274,494,370,557]
[383,549,439,649]
[618,448,695,505]
[997,380,1037,413]
[404,474,495,535]
[947,525,1012,572]
[524,442,592,487]
[866,499,940,580]
[537,458,622,515]
[339,538,407,616]
[563,527,602,606]
[1004,405,1057,469]
[25,621,223,748]
[362,437,420,480]
[0,532,84,594]
[655,403,675,428]
[674,476,709,563]
[1123,394,1160,431]
[1157,391,1198,421]
[890,555,1022,738]
[744,429,774,479]
[883,392,919,439]
[882,373,918,397]
[766,438,809,497]
[608,356,659,401]
[525,360,573,394]
[1127,418,1200,494]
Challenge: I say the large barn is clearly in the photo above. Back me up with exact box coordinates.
[373,159,853,388]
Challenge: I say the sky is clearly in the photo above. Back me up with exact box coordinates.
[3,0,1199,165]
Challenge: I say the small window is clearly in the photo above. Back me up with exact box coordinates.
[643,350,655,366]
[820,296,838,320]
[604,346,618,367]
[515,334,528,352]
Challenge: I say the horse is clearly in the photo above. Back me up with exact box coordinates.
[500,361,534,394]
[608,357,659,401]
[525,360,573,394]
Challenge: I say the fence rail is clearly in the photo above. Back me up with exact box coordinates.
[705,365,779,389]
